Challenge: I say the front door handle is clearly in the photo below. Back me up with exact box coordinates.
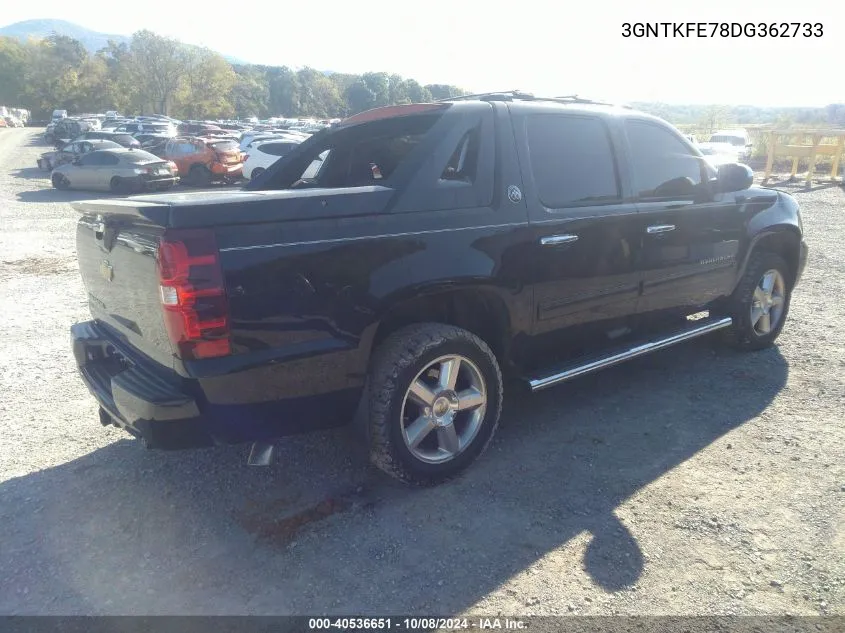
[540,234,579,246]
[646,224,676,234]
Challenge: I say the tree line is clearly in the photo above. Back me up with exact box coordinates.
[0,30,469,120]
[631,102,845,132]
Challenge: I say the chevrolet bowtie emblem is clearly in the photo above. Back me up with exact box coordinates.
[100,260,113,282]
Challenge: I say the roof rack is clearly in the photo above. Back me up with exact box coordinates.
[436,90,630,108]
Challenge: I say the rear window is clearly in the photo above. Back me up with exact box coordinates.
[526,114,620,208]
[255,113,442,190]
[709,135,746,146]
[123,150,161,163]
[209,140,239,152]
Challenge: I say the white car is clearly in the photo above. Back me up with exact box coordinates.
[239,131,308,151]
[706,129,752,161]
[243,139,302,180]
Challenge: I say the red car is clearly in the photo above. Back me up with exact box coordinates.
[162,137,244,186]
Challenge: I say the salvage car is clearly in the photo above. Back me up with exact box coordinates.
[70,93,807,485]
[52,148,179,192]
[162,136,244,185]
[38,139,124,171]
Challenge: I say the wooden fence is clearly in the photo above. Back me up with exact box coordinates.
[762,129,845,185]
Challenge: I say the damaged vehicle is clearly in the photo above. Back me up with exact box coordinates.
[70,93,807,485]
[37,139,123,171]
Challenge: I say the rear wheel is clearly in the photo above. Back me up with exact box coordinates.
[51,173,69,190]
[250,167,265,180]
[366,323,503,485]
[724,251,792,351]
[109,176,123,193]
[189,165,212,187]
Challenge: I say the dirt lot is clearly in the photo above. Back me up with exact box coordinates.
[1,127,843,616]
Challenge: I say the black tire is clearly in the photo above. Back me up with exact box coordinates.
[51,173,69,190]
[189,165,212,187]
[250,167,265,180]
[109,177,123,193]
[724,251,792,351]
[366,323,503,485]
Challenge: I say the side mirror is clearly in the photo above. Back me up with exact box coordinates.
[716,162,753,193]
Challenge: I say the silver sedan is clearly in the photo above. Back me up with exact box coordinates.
[51,148,180,193]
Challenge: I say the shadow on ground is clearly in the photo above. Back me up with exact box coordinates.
[761,178,843,192]
[0,337,788,614]
[10,167,50,181]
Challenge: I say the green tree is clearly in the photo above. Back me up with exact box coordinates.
[177,47,237,119]
[267,66,299,116]
[0,36,28,107]
[232,67,270,118]
[345,80,376,115]
[362,72,390,107]
[128,30,189,114]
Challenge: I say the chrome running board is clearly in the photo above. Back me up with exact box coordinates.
[527,316,733,392]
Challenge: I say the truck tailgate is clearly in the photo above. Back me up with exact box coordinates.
[73,199,176,369]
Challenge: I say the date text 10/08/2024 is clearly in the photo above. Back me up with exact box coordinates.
[308,618,527,630]
[622,22,823,38]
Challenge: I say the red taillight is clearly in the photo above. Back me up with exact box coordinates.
[243,154,249,161]
[157,229,231,360]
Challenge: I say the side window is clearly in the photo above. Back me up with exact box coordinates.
[441,126,480,184]
[302,150,330,179]
[78,152,101,166]
[526,114,620,208]
[101,153,120,166]
[625,120,706,199]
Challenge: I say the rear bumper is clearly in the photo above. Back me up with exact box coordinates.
[71,320,213,449]
[71,320,362,450]
[211,163,243,179]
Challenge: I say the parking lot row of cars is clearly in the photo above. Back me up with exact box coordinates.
[37,111,334,192]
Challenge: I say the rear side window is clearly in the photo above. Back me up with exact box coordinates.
[526,114,620,208]
[259,142,297,157]
[625,120,706,199]
[441,126,480,184]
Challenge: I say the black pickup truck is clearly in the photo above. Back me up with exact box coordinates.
[70,92,808,485]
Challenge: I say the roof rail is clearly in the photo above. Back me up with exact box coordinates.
[436,91,630,108]
[435,90,536,102]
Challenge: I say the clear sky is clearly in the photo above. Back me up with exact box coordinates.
[1,0,840,107]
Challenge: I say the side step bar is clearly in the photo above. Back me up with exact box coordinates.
[527,316,733,392]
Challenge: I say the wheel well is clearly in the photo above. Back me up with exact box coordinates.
[371,289,511,364]
[751,230,801,284]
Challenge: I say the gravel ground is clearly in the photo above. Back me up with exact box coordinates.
[1,127,843,616]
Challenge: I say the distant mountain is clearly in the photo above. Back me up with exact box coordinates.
[0,19,246,64]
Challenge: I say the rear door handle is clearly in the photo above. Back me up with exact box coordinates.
[646,224,676,234]
[540,234,579,246]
